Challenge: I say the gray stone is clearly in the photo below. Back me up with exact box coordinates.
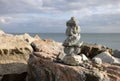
[92,57,102,64]
[113,50,120,58]
[66,26,80,36]
[64,46,81,55]
[66,17,79,27]
[63,55,83,66]
[63,34,80,46]
[0,76,2,81]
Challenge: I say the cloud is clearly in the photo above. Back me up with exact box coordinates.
[0,16,13,24]
[0,0,120,33]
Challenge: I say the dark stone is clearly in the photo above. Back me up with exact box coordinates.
[1,72,27,81]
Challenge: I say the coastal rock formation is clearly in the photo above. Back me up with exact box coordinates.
[27,39,120,81]
[0,32,34,81]
[28,52,110,81]
[27,17,120,81]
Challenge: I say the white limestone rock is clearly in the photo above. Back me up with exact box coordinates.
[80,54,89,62]
[63,55,83,66]
[93,51,120,64]
[92,57,102,64]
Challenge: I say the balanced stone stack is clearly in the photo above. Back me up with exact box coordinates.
[62,17,84,65]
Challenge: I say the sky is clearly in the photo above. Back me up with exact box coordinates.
[0,0,120,33]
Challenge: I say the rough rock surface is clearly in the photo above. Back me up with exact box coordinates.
[28,52,110,81]
[93,51,120,64]
[113,50,120,58]
[63,55,83,66]
[31,39,63,60]
[0,32,34,81]
[27,39,120,81]
[80,43,113,58]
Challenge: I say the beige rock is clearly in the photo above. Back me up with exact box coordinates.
[63,55,83,66]
[31,39,63,60]
[27,47,111,81]
[57,52,66,60]
[33,34,41,40]
[26,38,120,81]
[0,29,5,34]
[15,33,39,44]
[0,31,33,81]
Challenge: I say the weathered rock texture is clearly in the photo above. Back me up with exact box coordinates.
[93,51,120,64]
[0,32,38,81]
[27,39,120,81]
[80,43,113,58]
[113,50,120,58]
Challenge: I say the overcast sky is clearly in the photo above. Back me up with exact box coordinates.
[0,0,120,33]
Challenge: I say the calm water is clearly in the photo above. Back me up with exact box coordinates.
[12,33,120,50]
[29,33,120,50]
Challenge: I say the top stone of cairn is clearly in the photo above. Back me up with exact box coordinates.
[63,17,82,47]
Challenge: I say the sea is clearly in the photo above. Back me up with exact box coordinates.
[13,33,120,50]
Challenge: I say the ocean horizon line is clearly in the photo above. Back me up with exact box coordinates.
[8,32,120,34]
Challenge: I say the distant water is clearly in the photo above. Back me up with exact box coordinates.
[12,33,120,50]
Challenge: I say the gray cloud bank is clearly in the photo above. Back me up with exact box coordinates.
[0,0,120,33]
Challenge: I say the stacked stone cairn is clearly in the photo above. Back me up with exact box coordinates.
[58,17,88,66]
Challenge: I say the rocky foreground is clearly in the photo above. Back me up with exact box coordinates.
[0,30,120,81]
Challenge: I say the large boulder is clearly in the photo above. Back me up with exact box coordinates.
[27,52,110,81]
[113,50,120,58]
[93,51,120,64]
[102,63,120,81]
[31,39,63,60]
[80,43,112,58]
[0,32,33,81]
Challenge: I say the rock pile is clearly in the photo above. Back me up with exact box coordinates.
[59,17,84,65]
